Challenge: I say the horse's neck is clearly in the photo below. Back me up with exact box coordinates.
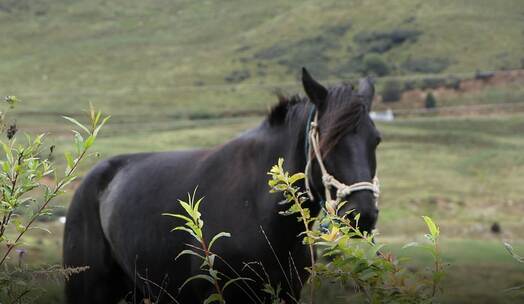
[256,122,307,176]
[239,120,320,211]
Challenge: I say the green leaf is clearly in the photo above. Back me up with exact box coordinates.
[172,226,201,242]
[194,196,204,214]
[94,110,101,126]
[208,254,216,269]
[59,175,78,189]
[13,218,25,233]
[64,151,74,170]
[504,242,524,263]
[402,242,419,249]
[222,277,255,292]
[179,274,215,291]
[72,130,84,154]
[422,216,439,238]
[93,116,110,138]
[28,226,51,234]
[89,102,96,123]
[504,285,524,293]
[63,116,90,134]
[2,142,13,164]
[208,232,231,250]
[179,200,196,219]
[288,172,305,185]
[5,95,20,108]
[358,268,377,281]
[84,135,95,149]
[209,268,219,280]
[175,249,204,261]
[203,293,223,304]
[2,161,10,173]
[162,213,193,224]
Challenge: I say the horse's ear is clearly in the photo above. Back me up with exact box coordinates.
[358,76,375,112]
[302,67,327,109]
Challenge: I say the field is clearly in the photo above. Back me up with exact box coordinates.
[2,0,524,303]
[9,112,524,303]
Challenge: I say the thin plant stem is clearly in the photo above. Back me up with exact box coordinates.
[432,240,440,297]
[185,243,263,304]
[200,238,225,303]
[137,273,180,304]
[260,226,295,299]
[289,189,316,304]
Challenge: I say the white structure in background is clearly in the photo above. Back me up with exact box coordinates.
[370,109,394,122]
[59,216,67,224]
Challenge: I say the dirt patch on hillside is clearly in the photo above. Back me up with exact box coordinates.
[378,69,524,111]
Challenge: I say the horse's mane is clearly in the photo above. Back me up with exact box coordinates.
[267,84,368,155]
[267,93,305,126]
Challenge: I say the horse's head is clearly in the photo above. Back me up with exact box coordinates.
[302,68,381,233]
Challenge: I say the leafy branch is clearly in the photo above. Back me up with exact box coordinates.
[0,103,109,267]
[163,189,253,304]
[268,158,445,303]
[267,158,318,303]
[0,99,108,302]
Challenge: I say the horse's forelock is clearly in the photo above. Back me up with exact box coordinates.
[319,86,367,156]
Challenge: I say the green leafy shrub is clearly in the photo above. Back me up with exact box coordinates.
[269,158,444,303]
[402,57,450,73]
[425,92,437,109]
[363,54,390,77]
[354,29,421,54]
[0,100,109,303]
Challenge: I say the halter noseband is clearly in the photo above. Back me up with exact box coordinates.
[304,107,380,215]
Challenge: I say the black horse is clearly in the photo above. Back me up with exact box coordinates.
[63,68,381,303]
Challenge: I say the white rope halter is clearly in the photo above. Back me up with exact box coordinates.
[304,110,380,215]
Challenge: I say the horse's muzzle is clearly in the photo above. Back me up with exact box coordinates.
[340,190,379,233]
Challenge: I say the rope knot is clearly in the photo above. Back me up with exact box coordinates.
[336,187,353,198]
[322,174,335,186]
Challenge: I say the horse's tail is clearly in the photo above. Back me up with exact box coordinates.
[63,159,129,304]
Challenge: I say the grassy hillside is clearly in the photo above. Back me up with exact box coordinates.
[1,0,524,117]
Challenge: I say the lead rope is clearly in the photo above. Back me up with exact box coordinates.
[304,110,380,215]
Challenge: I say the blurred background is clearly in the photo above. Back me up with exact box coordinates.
[1,0,524,303]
